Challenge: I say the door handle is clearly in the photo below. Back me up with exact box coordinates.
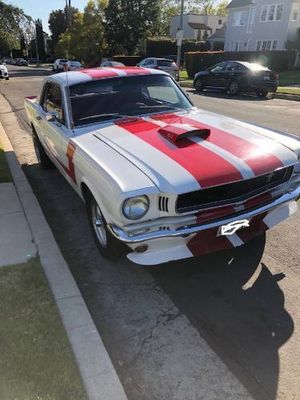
[36,115,42,121]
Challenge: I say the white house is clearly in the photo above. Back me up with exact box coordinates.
[170,13,227,41]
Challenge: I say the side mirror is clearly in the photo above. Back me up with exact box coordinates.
[45,111,59,122]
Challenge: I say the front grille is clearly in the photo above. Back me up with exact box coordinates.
[176,166,293,214]
[158,196,169,212]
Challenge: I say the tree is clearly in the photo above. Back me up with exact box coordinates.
[36,19,46,62]
[48,5,78,51]
[105,0,160,55]
[0,1,32,56]
[55,1,107,64]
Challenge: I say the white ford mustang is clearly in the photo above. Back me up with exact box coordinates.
[25,67,300,265]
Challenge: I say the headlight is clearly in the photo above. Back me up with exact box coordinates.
[122,196,149,220]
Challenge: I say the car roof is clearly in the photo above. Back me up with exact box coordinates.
[47,67,168,86]
[226,60,270,71]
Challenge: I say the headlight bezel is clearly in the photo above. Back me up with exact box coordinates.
[122,195,150,220]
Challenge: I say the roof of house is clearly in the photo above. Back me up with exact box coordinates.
[188,22,212,30]
[227,0,253,8]
[207,24,227,41]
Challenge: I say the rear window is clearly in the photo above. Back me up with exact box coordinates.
[158,60,173,67]
[59,59,68,63]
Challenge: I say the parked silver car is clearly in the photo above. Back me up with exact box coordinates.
[67,61,82,71]
[53,59,68,72]
[137,58,179,80]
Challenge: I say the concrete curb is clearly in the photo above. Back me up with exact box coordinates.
[0,119,128,400]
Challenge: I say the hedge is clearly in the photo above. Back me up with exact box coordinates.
[185,50,297,78]
[112,55,144,66]
[146,38,209,59]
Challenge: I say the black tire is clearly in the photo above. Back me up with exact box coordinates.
[194,78,203,92]
[5,77,9,80]
[32,129,53,169]
[86,194,124,259]
[256,90,268,98]
[228,81,239,95]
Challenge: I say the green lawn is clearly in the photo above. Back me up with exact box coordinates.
[279,70,300,86]
[0,139,12,182]
[0,259,88,400]
[277,86,300,95]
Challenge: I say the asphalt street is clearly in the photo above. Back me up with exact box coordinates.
[1,65,300,400]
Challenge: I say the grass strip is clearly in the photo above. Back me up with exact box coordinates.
[0,258,88,400]
[277,86,300,95]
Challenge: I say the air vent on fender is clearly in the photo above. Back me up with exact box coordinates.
[158,196,169,212]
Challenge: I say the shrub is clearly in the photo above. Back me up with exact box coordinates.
[185,50,297,78]
[146,37,209,59]
[112,55,144,66]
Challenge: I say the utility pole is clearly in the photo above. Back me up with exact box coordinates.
[176,0,184,80]
[35,20,40,63]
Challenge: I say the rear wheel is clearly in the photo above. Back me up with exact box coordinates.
[256,90,268,98]
[228,81,239,95]
[194,78,203,92]
[86,194,124,259]
[32,129,53,169]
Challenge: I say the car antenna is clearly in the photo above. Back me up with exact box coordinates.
[64,62,75,135]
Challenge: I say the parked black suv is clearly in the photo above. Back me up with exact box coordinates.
[194,61,278,97]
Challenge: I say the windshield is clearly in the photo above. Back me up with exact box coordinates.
[69,74,193,126]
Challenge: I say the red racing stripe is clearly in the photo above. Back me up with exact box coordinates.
[115,119,243,187]
[152,113,284,176]
[187,228,233,256]
[81,68,119,79]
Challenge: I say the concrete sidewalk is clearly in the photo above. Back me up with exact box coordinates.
[0,119,128,400]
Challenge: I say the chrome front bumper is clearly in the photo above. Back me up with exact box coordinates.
[108,187,300,244]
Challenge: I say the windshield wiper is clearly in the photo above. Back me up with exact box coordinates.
[78,113,135,122]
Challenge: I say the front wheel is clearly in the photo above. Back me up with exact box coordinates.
[228,81,240,95]
[194,78,203,92]
[32,130,53,169]
[86,195,124,259]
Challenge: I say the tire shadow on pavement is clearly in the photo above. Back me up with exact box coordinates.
[148,234,294,400]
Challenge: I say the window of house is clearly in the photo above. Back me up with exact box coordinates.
[247,7,256,33]
[260,4,283,22]
[218,19,222,25]
[233,11,247,26]
[231,41,241,51]
[272,40,277,50]
[291,6,299,21]
[257,41,262,51]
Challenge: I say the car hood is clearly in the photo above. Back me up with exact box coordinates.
[93,109,299,194]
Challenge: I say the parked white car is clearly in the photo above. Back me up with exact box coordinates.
[138,57,179,80]
[67,61,82,71]
[24,67,300,265]
[53,59,68,72]
[0,64,9,80]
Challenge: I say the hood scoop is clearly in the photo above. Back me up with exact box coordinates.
[158,123,210,144]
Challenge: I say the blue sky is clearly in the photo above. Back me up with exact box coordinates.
[4,0,87,32]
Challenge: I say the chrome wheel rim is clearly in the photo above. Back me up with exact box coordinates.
[229,82,238,94]
[91,201,107,247]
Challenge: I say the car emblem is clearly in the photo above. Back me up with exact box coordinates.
[219,219,250,236]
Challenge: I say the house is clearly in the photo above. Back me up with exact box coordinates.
[224,0,300,51]
[207,24,227,49]
[170,14,227,41]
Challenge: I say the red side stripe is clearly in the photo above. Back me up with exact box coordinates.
[152,113,284,175]
[115,119,243,188]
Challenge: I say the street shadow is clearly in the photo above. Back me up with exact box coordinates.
[186,88,274,101]
[148,235,294,400]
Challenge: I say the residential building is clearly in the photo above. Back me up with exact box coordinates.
[170,14,227,41]
[207,24,227,49]
[224,0,300,51]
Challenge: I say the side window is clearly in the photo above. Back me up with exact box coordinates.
[43,83,65,125]
[231,63,247,72]
[210,62,226,73]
